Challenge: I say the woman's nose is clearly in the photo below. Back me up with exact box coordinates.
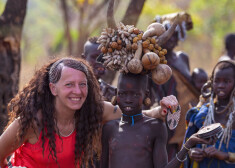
[73,85,82,94]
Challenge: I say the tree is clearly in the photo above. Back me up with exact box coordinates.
[58,0,146,83]
[0,0,27,134]
[59,0,146,56]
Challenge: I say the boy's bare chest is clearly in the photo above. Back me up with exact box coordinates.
[108,125,155,151]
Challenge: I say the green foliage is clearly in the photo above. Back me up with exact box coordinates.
[140,0,235,72]
[0,0,7,14]
[138,1,180,29]
[21,0,63,64]
[2,0,233,74]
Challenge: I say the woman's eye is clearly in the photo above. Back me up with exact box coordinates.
[80,83,87,88]
[65,83,72,87]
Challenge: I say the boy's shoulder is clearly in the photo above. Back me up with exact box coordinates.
[143,115,163,123]
[103,118,120,127]
[142,115,166,130]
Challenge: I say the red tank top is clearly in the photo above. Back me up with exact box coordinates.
[10,131,78,168]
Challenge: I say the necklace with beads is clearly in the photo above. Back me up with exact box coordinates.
[214,102,232,115]
[57,120,76,137]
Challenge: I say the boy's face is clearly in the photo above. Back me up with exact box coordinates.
[193,73,208,92]
[213,67,235,100]
[117,77,145,116]
[85,43,105,79]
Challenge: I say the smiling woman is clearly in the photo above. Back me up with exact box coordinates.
[0,57,104,168]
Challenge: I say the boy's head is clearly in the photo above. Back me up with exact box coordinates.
[212,60,235,100]
[191,68,208,92]
[224,33,235,53]
[117,73,148,116]
[82,37,105,79]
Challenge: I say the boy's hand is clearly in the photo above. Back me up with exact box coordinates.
[189,148,206,162]
[204,146,229,160]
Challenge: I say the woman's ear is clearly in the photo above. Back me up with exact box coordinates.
[49,83,57,96]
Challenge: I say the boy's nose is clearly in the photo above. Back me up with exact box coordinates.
[217,82,225,88]
[125,94,133,103]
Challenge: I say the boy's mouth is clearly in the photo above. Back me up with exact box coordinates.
[124,106,133,111]
[217,90,226,96]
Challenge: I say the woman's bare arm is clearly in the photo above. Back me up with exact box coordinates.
[102,95,179,123]
[0,119,24,167]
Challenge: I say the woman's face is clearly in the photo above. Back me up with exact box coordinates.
[50,67,88,113]
[213,67,235,100]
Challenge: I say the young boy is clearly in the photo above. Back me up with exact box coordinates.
[184,60,235,168]
[82,37,116,102]
[191,68,208,92]
[101,73,210,168]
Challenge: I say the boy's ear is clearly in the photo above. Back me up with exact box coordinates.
[81,53,85,58]
[111,88,118,106]
[49,83,58,96]
[143,89,151,107]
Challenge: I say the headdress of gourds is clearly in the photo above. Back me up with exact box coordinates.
[97,0,180,85]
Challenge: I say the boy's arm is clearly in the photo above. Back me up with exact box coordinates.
[100,124,110,168]
[153,121,190,168]
[153,121,168,168]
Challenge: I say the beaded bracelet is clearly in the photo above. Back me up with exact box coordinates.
[176,153,187,162]
[183,143,190,151]
[228,152,235,163]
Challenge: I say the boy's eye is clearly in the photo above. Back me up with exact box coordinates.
[118,92,124,96]
[134,93,141,97]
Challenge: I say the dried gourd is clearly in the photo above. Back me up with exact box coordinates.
[142,52,160,70]
[127,43,143,74]
[151,64,172,85]
[142,23,166,40]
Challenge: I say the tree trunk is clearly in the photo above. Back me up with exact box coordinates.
[0,0,27,135]
[121,0,146,26]
[60,0,73,55]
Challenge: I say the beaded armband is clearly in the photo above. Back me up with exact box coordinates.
[227,152,235,163]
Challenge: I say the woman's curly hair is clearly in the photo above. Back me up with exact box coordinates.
[7,57,103,167]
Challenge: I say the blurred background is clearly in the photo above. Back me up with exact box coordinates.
[0,0,235,89]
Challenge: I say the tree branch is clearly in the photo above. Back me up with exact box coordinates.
[88,0,109,21]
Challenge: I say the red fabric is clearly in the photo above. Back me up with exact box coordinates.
[10,131,78,168]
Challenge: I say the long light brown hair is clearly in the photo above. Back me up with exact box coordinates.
[7,57,103,167]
